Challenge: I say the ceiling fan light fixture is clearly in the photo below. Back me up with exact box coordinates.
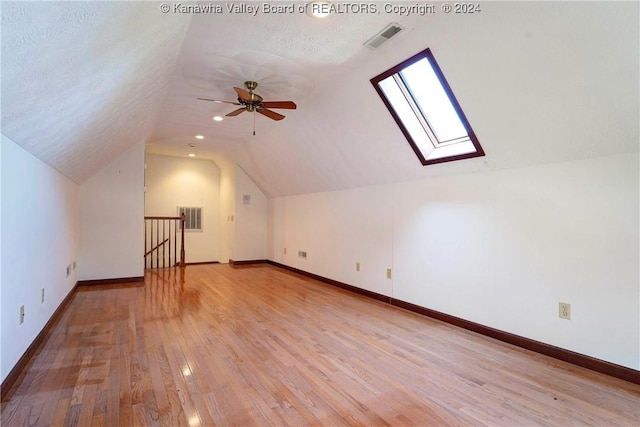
[212,116,223,122]
[308,1,331,18]
[188,153,196,157]
[194,135,204,140]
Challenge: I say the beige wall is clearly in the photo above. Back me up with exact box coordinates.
[144,154,221,263]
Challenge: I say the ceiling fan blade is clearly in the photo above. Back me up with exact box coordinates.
[226,108,246,117]
[258,108,285,121]
[197,98,241,105]
[233,87,252,102]
[262,101,297,109]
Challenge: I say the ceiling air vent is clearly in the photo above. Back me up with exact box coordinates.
[365,23,404,49]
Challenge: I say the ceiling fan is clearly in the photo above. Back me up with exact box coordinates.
[198,81,297,122]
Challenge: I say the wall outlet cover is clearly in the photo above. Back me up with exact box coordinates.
[559,302,571,320]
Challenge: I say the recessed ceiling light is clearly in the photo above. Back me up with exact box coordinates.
[188,153,196,157]
[308,1,331,18]
[195,135,204,139]
[212,116,223,122]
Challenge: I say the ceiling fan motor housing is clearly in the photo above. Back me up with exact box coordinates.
[238,81,263,105]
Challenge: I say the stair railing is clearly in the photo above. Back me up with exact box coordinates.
[144,214,185,268]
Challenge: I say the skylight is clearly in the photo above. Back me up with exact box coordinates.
[371,48,484,165]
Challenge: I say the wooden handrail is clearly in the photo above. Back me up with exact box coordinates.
[145,216,183,220]
[144,238,169,257]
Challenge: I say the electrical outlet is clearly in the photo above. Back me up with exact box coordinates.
[66,265,71,277]
[559,302,571,320]
[356,262,360,272]
[298,250,307,259]
[41,288,45,303]
[386,268,392,279]
[284,248,287,255]
[20,305,25,324]
[73,261,77,270]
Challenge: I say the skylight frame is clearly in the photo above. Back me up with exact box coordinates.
[371,48,485,166]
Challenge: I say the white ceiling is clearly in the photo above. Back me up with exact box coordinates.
[2,1,638,197]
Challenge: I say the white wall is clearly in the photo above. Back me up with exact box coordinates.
[1,135,79,382]
[144,154,221,263]
[269,185,394,294]
[0,134,3,373]
[269,153,639,370]
[79,140,144,280]
[233,165,268,262]
[218,160,236,263]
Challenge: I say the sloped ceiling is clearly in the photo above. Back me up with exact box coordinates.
[1,1,191,182]
[2,2,638,196]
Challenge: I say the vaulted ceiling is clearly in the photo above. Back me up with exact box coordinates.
[2,1,638,197]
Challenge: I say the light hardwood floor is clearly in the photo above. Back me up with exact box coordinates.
[2,264,639,426]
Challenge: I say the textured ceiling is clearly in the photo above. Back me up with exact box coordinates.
[1,1,191,182]
[2,2,639,196]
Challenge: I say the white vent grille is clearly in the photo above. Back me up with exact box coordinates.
[178,206,202,231]
[365,23,404,49]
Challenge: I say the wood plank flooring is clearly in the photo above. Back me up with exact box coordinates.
[2,264,639,426]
